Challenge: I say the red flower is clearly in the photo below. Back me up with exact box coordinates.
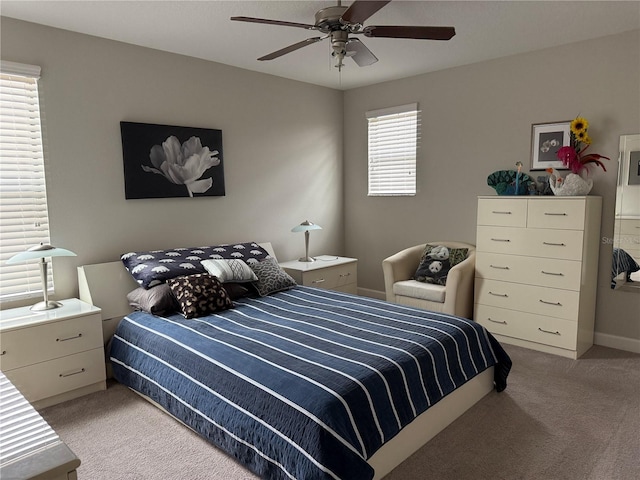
[557,146,581,173]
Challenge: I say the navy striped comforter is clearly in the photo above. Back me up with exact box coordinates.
[110,286,511,480]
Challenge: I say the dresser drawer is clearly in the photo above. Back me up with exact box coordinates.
[477,198,527,227]
[617,219,640,235]
[475,278,580,320]
[3,348,106,404]
[528,199,586,230]
[475,304,578,350]
[523,229,585,261]
[0,313,103,371]
[475,252,582,291]
[476,226,529,255]
[302,262,357,290]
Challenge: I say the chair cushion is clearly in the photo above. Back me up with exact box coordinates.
[393,280,446,303]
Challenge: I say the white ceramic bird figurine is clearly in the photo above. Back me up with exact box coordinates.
[546,168,592,196]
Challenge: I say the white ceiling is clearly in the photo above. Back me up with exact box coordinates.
[2,1,639,90]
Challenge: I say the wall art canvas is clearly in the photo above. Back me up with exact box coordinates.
[121,121,225,199]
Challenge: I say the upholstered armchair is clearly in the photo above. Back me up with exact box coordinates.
[382,241,476,319]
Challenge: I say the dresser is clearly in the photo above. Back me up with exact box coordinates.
[474,196,602,359]
[0,298,106,409]
[280,256,358,294]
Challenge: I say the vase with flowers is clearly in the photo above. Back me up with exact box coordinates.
[547,117,610,196]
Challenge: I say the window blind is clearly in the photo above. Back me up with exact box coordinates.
[0,61,53,302]
[367,103,420,196]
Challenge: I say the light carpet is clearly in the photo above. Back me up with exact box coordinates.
[41,344,640,479]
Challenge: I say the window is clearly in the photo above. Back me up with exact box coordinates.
[0,61,53,302]
[367,103,420,196]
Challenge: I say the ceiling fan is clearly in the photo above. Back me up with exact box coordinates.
[231,0,455,70]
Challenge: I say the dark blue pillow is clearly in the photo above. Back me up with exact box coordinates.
[121,242,269,288]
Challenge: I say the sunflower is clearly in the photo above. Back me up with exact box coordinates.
[570,117,589,135]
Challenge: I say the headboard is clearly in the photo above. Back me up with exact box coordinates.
[78,242,276,342]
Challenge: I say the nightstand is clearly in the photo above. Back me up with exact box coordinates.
[0,298,106,409]
[280,256,358,294]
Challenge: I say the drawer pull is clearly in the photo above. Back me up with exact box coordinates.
[489,291,508,297]
[57,333,83,342]
[490,264,510,270]
[542,242,566,247]
[59,368,86,378]
[487,317,507,324]
[544,212,567,216]
[490,238,511,243]
[311,279,326,284]
[541,270,564,276]
[491,211,512,215]
[0,350,5,356]
[339,273,351,277]
[538,327,561,336]
[539,299,562,306]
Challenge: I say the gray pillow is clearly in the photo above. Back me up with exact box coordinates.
[249,258,297,296]
[127,283,179,315]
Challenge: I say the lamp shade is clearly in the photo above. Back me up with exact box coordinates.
[6,243,76,264]
[5,243,76,311]
[291,220,322,233]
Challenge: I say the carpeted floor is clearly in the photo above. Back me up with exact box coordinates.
[41,344,640,480]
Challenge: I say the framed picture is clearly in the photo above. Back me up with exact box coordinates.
[121,121,225,199]
[530,121,572,170]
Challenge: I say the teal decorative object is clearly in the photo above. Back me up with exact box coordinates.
[487,169,534,195]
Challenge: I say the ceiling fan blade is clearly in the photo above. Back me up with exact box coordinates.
[341,0,392,25]
[231,16,316,30]
[364,25,456,40]
[346,38,378,67]
[258,37,324,61]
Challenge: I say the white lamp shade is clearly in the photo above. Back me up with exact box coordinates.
[6,244,76,264]
[291,220,322,233]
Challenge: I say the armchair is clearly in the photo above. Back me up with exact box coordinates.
[382,241,476,319]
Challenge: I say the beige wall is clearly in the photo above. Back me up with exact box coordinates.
[344,30,640,345]
[0,17,344,308]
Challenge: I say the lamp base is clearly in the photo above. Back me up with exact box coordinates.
[298,256,316,262]
[30,300,64,311]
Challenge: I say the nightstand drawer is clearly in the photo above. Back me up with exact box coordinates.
[3,347,106,404]
[0,313,103,371]
[303,263,357,290]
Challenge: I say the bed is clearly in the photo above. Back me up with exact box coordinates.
[611,247,640,288]
[78,242,511,480]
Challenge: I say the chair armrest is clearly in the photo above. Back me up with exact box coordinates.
[382,245,425,302]
[441,250,476,319]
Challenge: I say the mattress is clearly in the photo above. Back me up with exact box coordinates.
[109,286,511,480]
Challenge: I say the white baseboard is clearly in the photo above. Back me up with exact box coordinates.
[357,287,385,300]
[594,332,640,354]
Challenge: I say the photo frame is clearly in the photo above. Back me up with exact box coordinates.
[121,121,225,199]
[530,121,572,170]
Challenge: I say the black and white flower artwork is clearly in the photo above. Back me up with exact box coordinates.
[121,121,225,199]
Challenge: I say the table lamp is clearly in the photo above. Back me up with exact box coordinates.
[291,220,322,262]
[6,243,77,311]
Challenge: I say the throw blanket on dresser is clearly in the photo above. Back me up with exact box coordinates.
[110,286,511,480]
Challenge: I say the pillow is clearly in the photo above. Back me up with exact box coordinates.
[201,259,258,283]
[249,257,297,297]
[167,273,234,319]
[223,283,250,300]
[414,244,469,286]
[121,242,270,288]
[127,283,179,315]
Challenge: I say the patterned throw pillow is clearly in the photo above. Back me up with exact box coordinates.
[414,244,469,286]
[167,273,234,319]
[249,258,297,297]
[200,259,258,283]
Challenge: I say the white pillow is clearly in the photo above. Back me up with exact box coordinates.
[200,259,258,283]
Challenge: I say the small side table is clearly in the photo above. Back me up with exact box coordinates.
[0,298,106,409]
[280,256,358,294]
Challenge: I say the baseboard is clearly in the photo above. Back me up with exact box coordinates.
[357,287,385,300]
[593,332,640,354]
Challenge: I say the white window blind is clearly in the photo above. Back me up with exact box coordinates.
[0,61,53,302]
[367,103,420,196]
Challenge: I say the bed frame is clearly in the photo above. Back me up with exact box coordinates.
[77,242,494,479]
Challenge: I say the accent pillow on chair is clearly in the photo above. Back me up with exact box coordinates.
[414,244,469,285]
